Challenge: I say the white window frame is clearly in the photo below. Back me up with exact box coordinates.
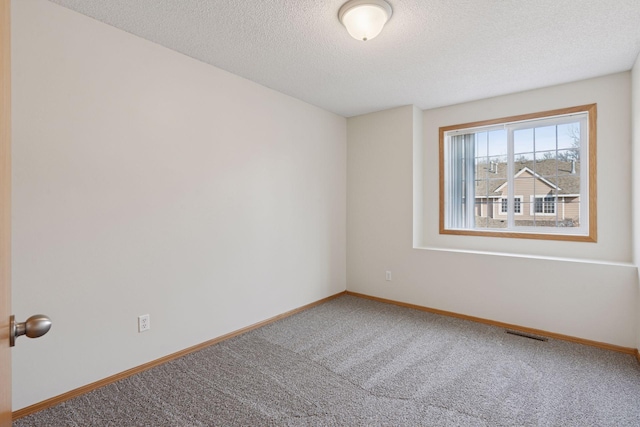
[530,195,557,216]
[439,104,596,242]
[500,196,523,215]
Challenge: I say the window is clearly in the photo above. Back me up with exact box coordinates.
[532,195,555,215]
[439,104,596,242]
[501,197,521,214]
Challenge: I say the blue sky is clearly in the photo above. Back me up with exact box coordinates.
[475,122,579,159]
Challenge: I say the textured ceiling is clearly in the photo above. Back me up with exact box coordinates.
[47,0,640,117]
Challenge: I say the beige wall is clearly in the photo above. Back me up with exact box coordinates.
[491,176,580,224]
[12,0,346,410]
[562,197,580,223]
[348,74,637,351]
[494,174,555,220]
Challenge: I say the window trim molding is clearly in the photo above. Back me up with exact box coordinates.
[530,195,557,216]
[438,104,597,243]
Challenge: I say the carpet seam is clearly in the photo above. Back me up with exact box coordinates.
[243,299,561,427]
[258,329,495,425]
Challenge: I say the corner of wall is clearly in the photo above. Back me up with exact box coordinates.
[631,51,640,351]
[412,106,424,248]
[347,104,418,291]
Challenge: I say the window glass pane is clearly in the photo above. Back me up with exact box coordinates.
[556,173,580,200]
[475,212,507,229]
[515,152,534,163]
[534,197,543,213]
[514,128,533,155]
[556,147,579,162]
[476,155,505,180]
[534,125,557,152]
[475,131,488,158]
[487,130,507,158]
[486,178,505,196]
[517,199,533,226]
[534,150,557,163]
[475,179,488,200]
[561,198,580,227]
[474,199,485,228]
[513,176,536,198]
[514,197,522,214]
[498,197,522,215]
[556,150,580,170]
[556,122,581,151]
[488,156,505,174]
[475,158,488,181]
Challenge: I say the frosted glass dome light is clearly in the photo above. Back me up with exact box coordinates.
[339,0,393,42]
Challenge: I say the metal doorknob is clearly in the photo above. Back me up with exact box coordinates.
[10,314,52,347]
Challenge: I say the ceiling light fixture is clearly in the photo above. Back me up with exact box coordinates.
[338,0,393,42]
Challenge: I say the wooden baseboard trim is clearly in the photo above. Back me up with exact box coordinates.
[636,349,640,365]
[12,290,347,420]
[345,291,636,356]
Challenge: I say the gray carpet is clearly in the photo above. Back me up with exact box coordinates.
[14,295,640,426]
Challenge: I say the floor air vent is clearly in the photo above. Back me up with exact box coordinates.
[505,330,548,342]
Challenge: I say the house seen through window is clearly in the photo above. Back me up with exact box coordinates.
[439,104,596,242]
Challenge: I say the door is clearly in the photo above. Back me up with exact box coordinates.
[0,0,11,425]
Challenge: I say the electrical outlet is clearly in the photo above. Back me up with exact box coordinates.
[138,314,150,332]
[385,270,392,281]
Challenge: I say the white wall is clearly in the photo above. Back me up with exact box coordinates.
[632,53,640,350]
[12,0,346,410]
[348,75,637,349]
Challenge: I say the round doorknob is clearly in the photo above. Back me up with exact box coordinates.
[10,314,52,347]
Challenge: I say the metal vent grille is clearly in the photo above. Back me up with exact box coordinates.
[505,330,548,342]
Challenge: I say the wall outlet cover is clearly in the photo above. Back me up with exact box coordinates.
[138,314,151,332]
